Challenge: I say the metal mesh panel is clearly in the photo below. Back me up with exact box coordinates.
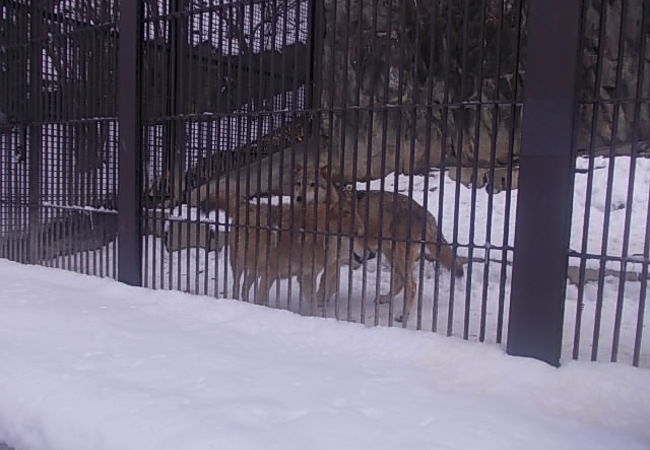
[134,0,524,349]
[0,0,119,275]
[1,0,647,367]
[565,0,649,366]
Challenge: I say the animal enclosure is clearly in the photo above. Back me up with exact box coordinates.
[0,0,648,367]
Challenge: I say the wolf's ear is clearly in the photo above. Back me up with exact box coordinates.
[294,163,303,173]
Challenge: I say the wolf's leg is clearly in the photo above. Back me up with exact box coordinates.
[228,240,239,299]
[379,266,404,305]
[395,271,417,324]
[394,248,418,323]
[377,247,404,304]
[231,269,240,299]
[256,271,271,305]
[317,262,341,306]
[299,271,316,305]
[231,256,242,299]
[241,269,256,302]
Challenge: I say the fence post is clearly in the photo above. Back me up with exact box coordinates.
[118,0,144,286]
[28,1,43,265]
[306,0,324,131]
[169,0,188,205]
[507,0,582,366]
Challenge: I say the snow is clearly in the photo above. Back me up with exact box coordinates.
[572,156,649,265]
[0,259,649,450]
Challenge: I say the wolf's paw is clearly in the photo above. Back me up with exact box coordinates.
[395,313,410,324]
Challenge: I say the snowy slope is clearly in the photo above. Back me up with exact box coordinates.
[0,260,648,450]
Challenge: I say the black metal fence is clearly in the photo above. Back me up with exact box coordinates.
[0,0,648,368]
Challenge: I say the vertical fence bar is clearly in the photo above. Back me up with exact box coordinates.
[28,0,43,265]
[507,0,582,366]
[118,0,144,286]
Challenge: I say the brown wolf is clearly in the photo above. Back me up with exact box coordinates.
[205,194,366,309]
[293,165,464,323]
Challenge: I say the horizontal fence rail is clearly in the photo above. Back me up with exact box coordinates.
[0,0,647,367]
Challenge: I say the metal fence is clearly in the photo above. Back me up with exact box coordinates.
[0,0,648,367]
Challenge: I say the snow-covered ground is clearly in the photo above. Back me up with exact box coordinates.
[0,259,649,450]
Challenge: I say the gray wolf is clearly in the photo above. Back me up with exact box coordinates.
[293,165,464,323]
[204,192,366,309]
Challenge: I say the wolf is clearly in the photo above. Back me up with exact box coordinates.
[204,192,366,309]
[293,165,464,323]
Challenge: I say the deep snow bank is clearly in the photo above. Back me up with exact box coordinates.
[0,260,648,450]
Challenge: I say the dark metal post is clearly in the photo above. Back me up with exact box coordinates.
[507,0,582,366]
[170,0,188,204]
[118,0,144,286]
[28,1,43,265]
[306,0,323,116]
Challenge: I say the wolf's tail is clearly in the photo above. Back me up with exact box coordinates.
[423,212,464,277]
